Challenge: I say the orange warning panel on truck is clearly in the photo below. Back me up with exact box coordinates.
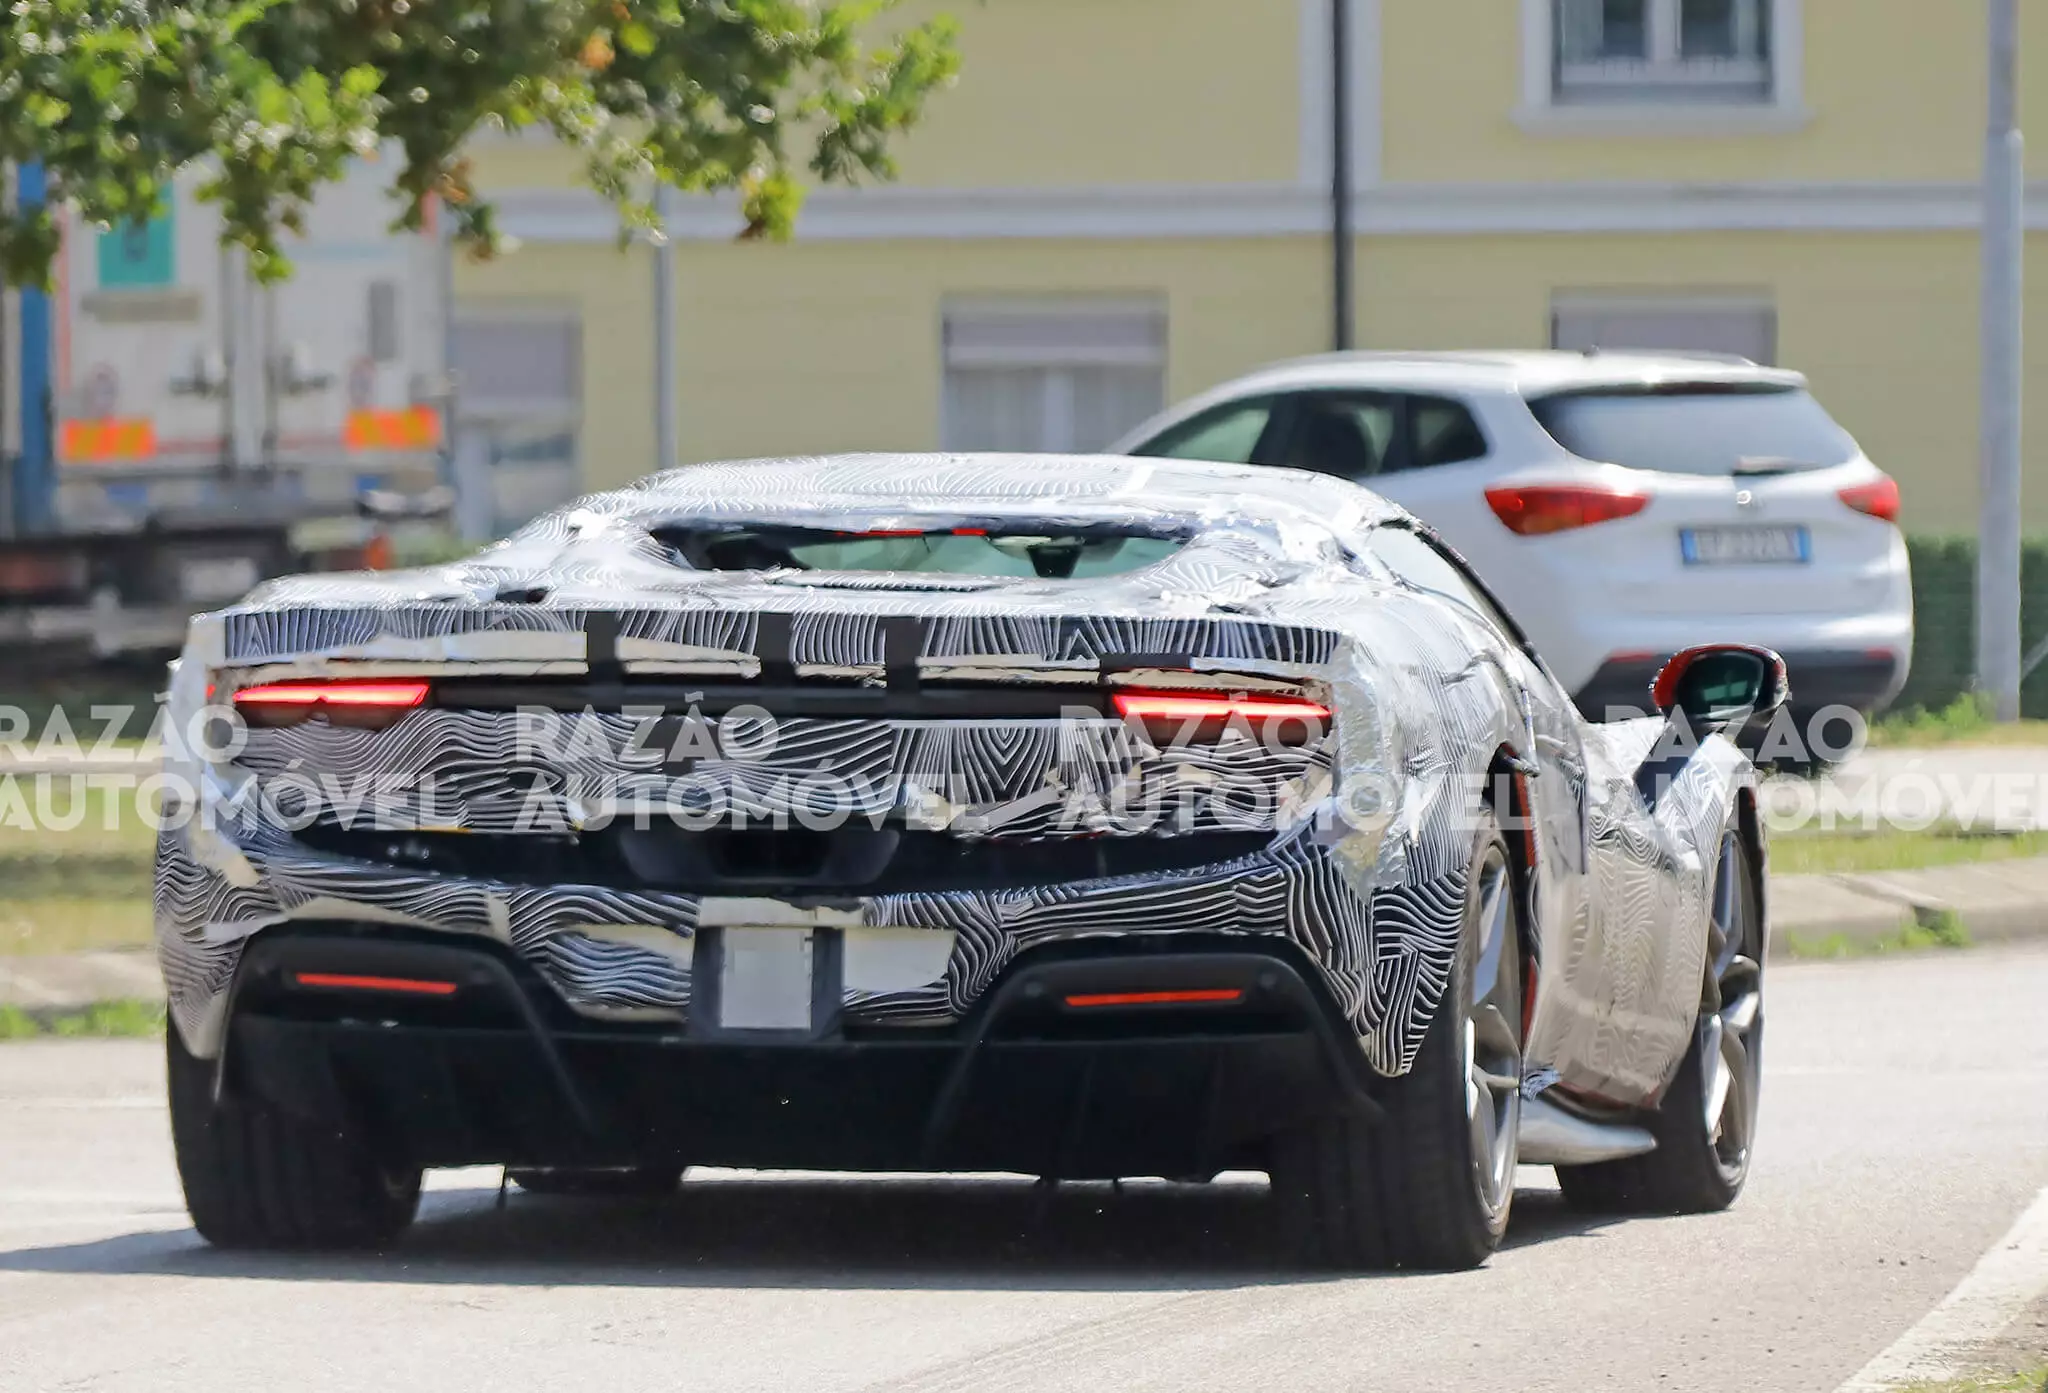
[59,417,156,464]
[344,406,442,452]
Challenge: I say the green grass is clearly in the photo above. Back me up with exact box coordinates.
[1901,1369,2047,1393]
[0,670,165,745]
[0,999,165,1040]
[0,782,157,956]
[1871,693,2048,748]
[1770,823,2048,875]
[1785,907,1973,961]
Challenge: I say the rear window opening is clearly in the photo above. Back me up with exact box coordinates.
[1528,384,1860,477]
[656,525,1187,580]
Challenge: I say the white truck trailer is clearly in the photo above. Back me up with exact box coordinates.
[0,157,453,659]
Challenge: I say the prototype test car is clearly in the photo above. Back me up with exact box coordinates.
[156,455,1774,1270]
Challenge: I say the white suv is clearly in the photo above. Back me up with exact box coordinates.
[1110,350,1912,720]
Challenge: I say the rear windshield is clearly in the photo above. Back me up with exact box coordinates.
[1528,385,1859,476]
[659,526,1186,580]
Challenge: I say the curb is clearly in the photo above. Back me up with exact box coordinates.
[1838,1183,2048,1390]
[1773,858,2048,954]
[0,951,166,1012]
[0,751,164,779]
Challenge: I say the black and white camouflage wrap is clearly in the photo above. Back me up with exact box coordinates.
[154,454,1754,1105]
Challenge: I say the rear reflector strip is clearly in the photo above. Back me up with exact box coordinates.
[1063,989,1246,1009]
[291,972,459,997]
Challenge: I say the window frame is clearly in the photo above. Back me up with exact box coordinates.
[1550,293,1779,367]
[940,298,1167,455]
[1517,0,1807,134]
[1133,389,1494,482]
[1268,390,1493,480]
[1265,390,1406,481]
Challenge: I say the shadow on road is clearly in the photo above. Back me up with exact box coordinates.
[0,1174,1626,1291]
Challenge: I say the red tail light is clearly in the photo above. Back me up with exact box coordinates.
[233,679,430,729]
[1839,474,1901,523]
[292,972,459,997]
[1485,484,1650,536]
[1112,690,1331,746]
[1064,989,1245,1009]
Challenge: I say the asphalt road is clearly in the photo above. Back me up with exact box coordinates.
[3,947,2046,1393]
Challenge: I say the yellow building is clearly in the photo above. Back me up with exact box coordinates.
[451,0,2046,536]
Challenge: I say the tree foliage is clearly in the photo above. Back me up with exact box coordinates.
[0,0,959,286]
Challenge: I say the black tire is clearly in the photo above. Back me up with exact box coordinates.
[1556,823,1765,1214]
[507,1167,684,1197]
[1272,810,1525,1270]
[167,1025,421,1249]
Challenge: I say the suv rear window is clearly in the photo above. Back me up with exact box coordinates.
[1528,385,1859,476]
[659,526,1186,580]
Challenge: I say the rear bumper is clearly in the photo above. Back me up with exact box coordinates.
[1575,646,1908,722]
[214,925,1380,1180]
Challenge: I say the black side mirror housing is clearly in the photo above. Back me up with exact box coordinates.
[1651,645,1791,753]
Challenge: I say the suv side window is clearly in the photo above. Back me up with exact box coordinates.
[1364,525,1530,648]
[1130,398,1283,465]
[1271,392,1400,480]
[1408,395,1489,469]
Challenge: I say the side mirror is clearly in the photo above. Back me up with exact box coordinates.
[1652,645,1790,738]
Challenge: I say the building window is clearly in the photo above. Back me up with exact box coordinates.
[1555,0,1769,103]
[941,300,1165,454]
[1551,294,1777,366]
[451,304,584,533]
[1520,0,1803,130]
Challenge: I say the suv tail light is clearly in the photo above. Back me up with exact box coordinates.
[1485,484,1650,536]
[233,679,431,730]
[1111,690,1330,746]
[1838,474,1901,523]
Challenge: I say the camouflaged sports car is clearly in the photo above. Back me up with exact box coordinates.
[157,454,1778,1269]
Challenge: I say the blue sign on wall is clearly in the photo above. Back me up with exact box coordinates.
[97,206,175,288]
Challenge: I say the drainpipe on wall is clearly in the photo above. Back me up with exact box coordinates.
[1978,0,2024,721]
[1330,0,1355,353]
[652,184,678,472]
[14,161,53,534]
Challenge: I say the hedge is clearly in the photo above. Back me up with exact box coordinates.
[1896,535,2048,719]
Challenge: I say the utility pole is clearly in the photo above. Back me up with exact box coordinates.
[652,184,678,471]
[1979,0,2025,721]
[1330,0,1355,352]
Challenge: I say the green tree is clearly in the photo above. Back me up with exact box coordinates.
[0,0,959,286]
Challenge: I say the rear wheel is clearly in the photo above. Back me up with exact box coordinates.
[1556,825,1764,1213]
[508,1167,684,1197]
[167,1025,421,1249]
[1272,811,1524,1270]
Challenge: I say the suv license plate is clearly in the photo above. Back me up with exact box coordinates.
[1681,526,1811,566]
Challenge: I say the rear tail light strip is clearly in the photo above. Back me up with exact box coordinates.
[232,680,431,729]
[234,680,431,710]
[1485,484,1650,536]
[225,679,1329,741]
[1111,690,1332,746]
[1838,474,1901,523]
[1110,692,1330,723]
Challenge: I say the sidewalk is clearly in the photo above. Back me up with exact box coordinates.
[8,855,2048,1013]
[0,746,163,778]
[1803,746,2048,830]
